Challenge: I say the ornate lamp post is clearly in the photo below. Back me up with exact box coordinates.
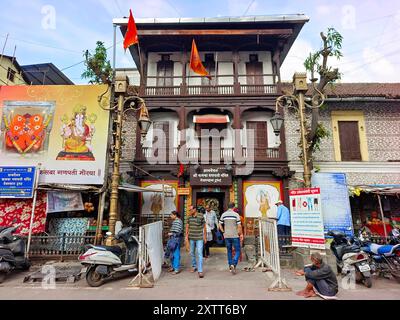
[270,73,325,187]
[105,75,151,245]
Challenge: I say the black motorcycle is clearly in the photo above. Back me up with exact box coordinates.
[0,225,31,283]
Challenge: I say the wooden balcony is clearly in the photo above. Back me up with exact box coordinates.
[141,74,278,97]
[135,146,284,162]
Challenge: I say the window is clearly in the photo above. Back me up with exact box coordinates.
[246,121,268,157]
[332,111,369,162]
[201,53,216,90]
[246,54,264,91]
[338,121,362,161]
[7,67,16,82]
[156,54,174,87]
[152,121,170,157]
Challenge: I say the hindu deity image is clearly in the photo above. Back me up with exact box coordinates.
[256,189,270,218]
[57,105,97,161]
[0,101,55,155]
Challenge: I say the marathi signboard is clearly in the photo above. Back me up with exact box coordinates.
[312,173,354,236]
[0,85,110,185]
[289,188,325,249]
[0,166,36,198]
[190,166,232,186]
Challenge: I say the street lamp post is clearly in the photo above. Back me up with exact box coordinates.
[105,75,151,246]
[270,73,325,188]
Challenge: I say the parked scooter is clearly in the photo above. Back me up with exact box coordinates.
[358,228,400,283]
[79,218,139,287]
[328,230,373,288]
[0,225,31,283]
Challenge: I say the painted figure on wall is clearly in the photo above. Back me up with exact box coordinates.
[256,189,270,218]
[151,193,163,216]
[57,105,97,161]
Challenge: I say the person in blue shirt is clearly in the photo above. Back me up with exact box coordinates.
[275,200,291,247]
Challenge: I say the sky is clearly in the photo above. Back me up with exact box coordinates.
[1,0,400,84]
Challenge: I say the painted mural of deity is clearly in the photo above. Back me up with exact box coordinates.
[57,105,97,161]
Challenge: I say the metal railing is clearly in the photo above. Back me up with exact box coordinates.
[256,218,291,291]
[25,232,96,260]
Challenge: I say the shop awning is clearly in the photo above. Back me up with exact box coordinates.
[119,183,164,193]
[193,114,230,124]
[350,184,400,195]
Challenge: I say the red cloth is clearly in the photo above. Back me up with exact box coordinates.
[367,223,393,237]
[123,9,139,50]
[0,192,47,235]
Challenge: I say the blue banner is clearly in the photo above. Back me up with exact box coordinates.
[0,166,36,198]
[311,172,354,237]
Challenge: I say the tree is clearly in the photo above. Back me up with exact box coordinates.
[302,28,343,177]
[81,41,112,84]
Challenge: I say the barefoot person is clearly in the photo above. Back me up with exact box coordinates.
[296,252,338,299]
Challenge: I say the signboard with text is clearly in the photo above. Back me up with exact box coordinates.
[0,166,36,198]
[190,166,232,186]
[289,188,325,249]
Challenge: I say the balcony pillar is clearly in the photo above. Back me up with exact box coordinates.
[181,50,188,95]
[139,50,148,96]
[232,51,240,95]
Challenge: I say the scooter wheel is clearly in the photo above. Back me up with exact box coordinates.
[363,277,372,288]
[0,273,6,284]
[86,267,105,287]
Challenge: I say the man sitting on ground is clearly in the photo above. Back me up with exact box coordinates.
[295,252,339,299]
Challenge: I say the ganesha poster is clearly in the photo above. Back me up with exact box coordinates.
[243,181,283,219]
[0,85,110,185]
[141,181,178,217]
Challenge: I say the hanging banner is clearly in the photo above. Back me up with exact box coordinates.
[289,188,325,249]
[0,166,36,198]
[47,191,84,213]
[0,85,110,185]
[312,173,354,237]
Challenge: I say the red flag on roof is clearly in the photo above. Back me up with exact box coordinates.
[190,39,212,80]
[123,10,139,50]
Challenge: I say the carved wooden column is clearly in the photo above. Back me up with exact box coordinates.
[180,50,188,95]
[232,51,240,95]
[139,50,148,96]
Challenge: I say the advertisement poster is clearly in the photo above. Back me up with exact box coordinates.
[289,188,325,249]
[312,173,354,236]
[243,181,283,218]
[0,85,110,185]
[0,166,36,198]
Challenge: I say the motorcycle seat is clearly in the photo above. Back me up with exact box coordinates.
[90,245,122,256]
[369,243,400,256]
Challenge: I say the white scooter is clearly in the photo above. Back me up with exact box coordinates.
[79,218,139,287]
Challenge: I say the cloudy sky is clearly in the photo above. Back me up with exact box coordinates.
[1,0,400,84]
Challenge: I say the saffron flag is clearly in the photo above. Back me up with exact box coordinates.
[123,10,139,50]
[178,163,185,177]
[190,39,211,80]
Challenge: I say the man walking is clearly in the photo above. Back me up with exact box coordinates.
[276,200,291,247]
[219,202,243,275]
[185,206,207,278]
[167,211,183,275]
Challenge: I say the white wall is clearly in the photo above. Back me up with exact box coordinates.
[146,51,273,86]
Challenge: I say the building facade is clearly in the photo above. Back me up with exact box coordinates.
[114,15,309,229]
[285,84,400,233]
[0,55,28,85]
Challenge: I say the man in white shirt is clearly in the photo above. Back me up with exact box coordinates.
[203,205,218,258]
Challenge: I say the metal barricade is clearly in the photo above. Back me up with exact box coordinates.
[130,221,163,288]
[256,218,291,291]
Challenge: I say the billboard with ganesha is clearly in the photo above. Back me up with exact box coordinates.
[0,85,110,185]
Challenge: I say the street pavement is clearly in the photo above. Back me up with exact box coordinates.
[0,249,399,300]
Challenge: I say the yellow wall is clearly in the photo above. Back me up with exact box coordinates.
[0,57,27,85]
[331,110,369,161]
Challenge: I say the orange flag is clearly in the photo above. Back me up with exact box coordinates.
[190,39,211,80]
[123,10,139,50]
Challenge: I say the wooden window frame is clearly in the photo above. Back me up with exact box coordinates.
[331,111,369,162]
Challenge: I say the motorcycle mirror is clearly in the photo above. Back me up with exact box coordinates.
[130,218,135,226]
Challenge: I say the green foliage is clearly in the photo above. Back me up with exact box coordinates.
[311,123,330,153]
[81,41,112,84]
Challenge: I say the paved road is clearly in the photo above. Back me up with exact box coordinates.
[1,251,399,300]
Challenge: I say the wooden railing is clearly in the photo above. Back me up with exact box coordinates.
[136,146,282,162]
